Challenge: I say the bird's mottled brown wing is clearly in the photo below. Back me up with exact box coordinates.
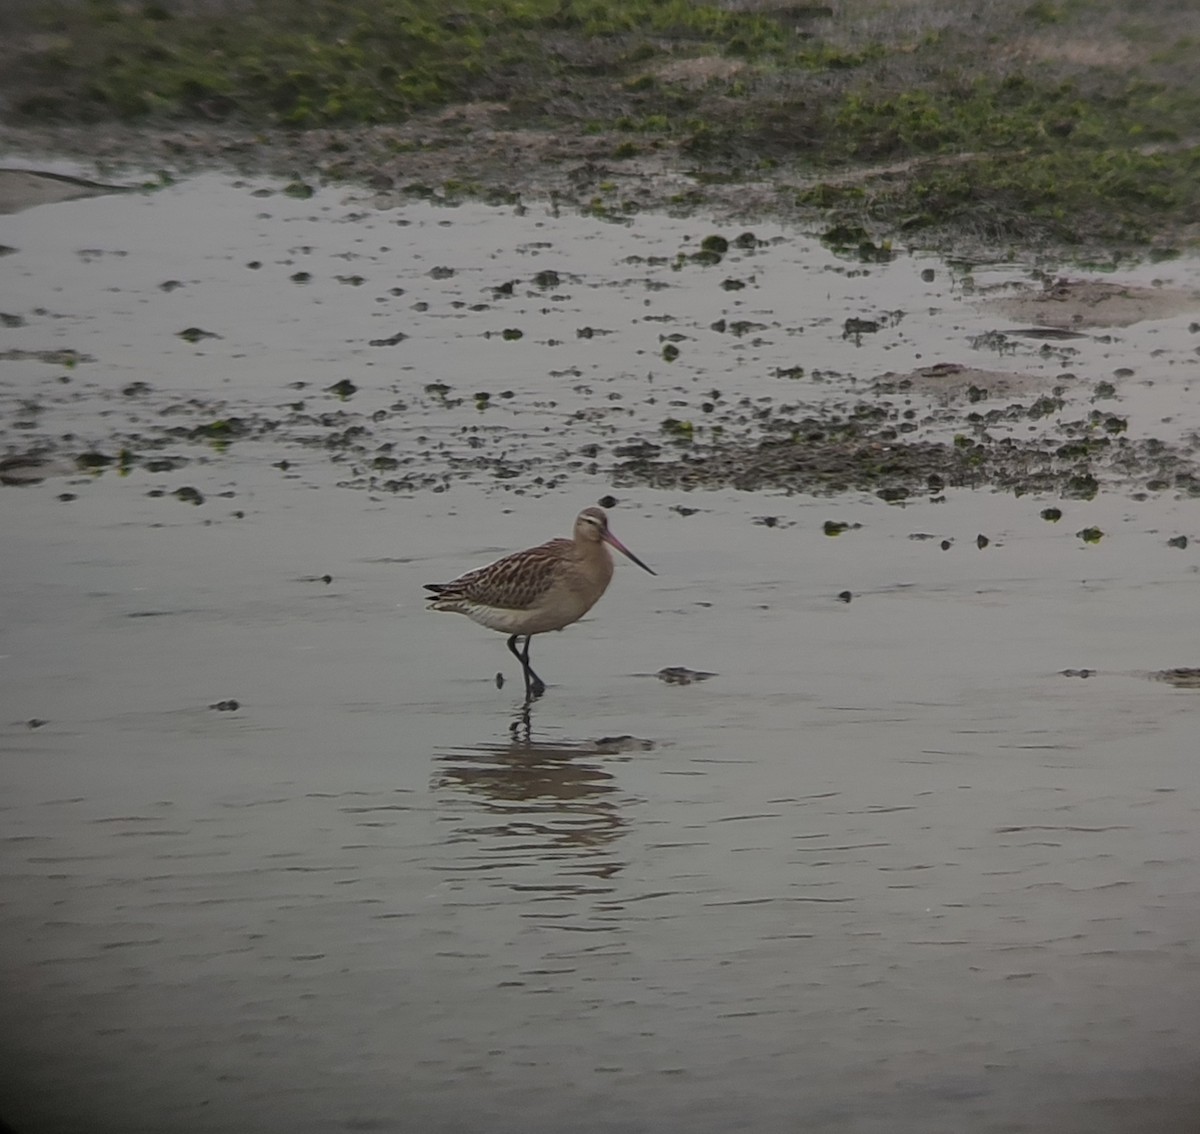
[426,538,571,610]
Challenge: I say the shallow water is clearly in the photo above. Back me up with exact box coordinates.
[4,174,1200,1134]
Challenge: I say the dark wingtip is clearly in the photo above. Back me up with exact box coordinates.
[424,583,447,593]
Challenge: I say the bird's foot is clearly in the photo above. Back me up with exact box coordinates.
[528,675,546,700]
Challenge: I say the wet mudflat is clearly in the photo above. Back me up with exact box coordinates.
[4,174,1200,1134]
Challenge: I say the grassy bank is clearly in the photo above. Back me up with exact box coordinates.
[4,0,1200,248]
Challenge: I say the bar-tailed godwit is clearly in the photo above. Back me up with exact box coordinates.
[425,506,656,701]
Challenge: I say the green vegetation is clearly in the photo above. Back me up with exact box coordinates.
[660,415,693,439]
[3,0,1199,249]
[7,0,801,124]
[800,144,1200,246]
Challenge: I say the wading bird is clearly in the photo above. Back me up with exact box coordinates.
[425,506,656,701]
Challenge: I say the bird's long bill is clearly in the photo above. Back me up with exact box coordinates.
[604,530,657,575]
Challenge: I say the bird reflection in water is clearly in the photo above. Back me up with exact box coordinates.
[433,727,647,894]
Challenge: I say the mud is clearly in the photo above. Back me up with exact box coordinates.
[4,171,1200,1134]
[988,277,1200,330]
[3,173,1199,506]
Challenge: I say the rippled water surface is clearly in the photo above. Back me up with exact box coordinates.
[4,174,1200,1134]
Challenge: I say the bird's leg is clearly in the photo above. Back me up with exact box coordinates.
[506,634,525,693]
[505,634,545,701]
[506,635,541,702]
[520,636,547,700]
[505,635,545,701]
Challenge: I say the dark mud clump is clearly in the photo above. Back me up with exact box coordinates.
[613,397,1200,502]
[1151,668,1200,689]
[655,667,717,685]
[592,735,656,753]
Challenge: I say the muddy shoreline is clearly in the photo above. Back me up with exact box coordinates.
[3,1,1199,502]
[2,171,1198,506]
